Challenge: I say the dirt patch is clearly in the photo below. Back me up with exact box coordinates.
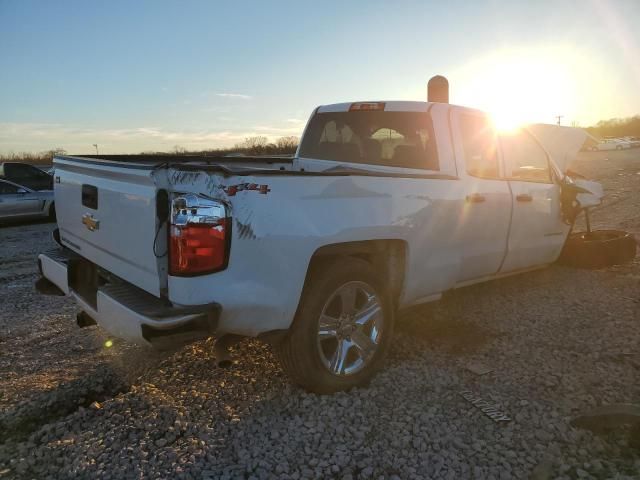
[0,365,129,443]
[398,307,499,354]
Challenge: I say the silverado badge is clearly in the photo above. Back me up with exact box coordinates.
[82,213,100,231]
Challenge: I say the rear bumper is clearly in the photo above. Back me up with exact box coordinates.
[37,249,220,346]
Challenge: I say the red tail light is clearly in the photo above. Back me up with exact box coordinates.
[169,194,230,276]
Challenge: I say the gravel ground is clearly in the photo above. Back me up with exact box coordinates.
[0,150,638,479]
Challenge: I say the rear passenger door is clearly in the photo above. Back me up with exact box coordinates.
[499,130,569,272]
[452,111,512,282]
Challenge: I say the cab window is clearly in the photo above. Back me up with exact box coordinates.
[300,111,439,170]
[459,114,500,179]
[500,130,551,183]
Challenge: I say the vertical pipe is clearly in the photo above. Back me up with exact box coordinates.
[428,76,449,103]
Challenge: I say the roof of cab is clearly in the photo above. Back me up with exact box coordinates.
[317,101,432,113]
[316,100,484,116]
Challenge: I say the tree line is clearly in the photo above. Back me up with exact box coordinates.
[585,115,640,139]
[0,136,300,165]
[161,135,299,156]
[0,148,68,165]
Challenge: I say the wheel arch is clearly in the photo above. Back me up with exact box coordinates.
[300,239,407,311]
[259,239,408,346]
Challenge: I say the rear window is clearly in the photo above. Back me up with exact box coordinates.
[299,111,439,170]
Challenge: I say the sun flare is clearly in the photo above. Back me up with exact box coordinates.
[451,47,596,132]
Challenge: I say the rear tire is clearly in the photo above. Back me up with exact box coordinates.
[558,230,637,269]
[276,257,394,394]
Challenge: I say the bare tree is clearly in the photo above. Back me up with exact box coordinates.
[46,147,67,158]
[243,136,269,150]
[276,136,299,151]
[232,136,270,155]
[172,145,187,154]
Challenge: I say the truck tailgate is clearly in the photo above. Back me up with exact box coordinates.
[54,157,165,296]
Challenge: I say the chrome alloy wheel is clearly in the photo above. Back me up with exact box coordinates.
[316,281,384,376]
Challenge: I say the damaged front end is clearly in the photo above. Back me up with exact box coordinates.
[526,123,604,226]
[560,175,604,225]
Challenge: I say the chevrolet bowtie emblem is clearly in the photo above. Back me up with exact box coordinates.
[82,213,100,231]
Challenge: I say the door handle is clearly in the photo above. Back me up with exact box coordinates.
[466,193,486,203]
[516,194,533,202]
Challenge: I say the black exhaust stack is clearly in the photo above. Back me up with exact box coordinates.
[428,75,449,103]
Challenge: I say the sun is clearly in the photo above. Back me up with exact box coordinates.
[451,47,581,132]
[490,108,524,133]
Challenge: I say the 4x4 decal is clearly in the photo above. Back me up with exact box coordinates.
[223,183,271,196]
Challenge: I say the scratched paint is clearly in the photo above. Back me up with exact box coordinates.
[169,170,202,186]
[165,168,264,239]
[235,218,257,240]
[168,169,271,198]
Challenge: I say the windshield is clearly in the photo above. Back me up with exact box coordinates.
[299,111,439,170]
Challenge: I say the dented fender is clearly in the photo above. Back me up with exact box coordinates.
[560,176,604,224]
[573,178,603,209]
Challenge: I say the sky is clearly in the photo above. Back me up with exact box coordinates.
[1,0,639,154]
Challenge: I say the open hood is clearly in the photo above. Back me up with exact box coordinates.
[526,123,587,173]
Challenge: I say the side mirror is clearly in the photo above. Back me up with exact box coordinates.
[17,188,28,194]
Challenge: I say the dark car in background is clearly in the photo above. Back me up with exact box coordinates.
[0,162,53,191]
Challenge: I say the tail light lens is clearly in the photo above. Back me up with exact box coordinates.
[169,193,231,276]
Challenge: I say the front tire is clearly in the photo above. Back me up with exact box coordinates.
[276,257,394,394]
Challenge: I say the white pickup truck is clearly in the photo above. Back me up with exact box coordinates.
[36,99,634,393]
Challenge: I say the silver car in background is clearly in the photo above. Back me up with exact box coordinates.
[0,179,55,222]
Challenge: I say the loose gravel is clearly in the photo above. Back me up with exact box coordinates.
[0,151,639,479]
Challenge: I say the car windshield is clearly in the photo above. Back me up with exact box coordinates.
[299,110,439,170]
